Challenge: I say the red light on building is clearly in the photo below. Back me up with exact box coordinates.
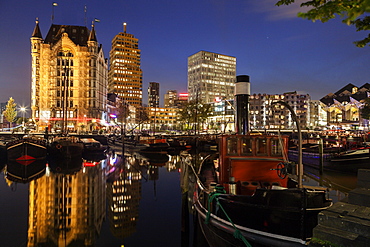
[178,93,188,100]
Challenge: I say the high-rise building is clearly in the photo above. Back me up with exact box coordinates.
[164,90,177,107]
[148,82,160,107]
[188,51,236,103]
[108,23,142,108]
[30,20,108,132]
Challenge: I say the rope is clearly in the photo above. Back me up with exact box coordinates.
[205,186,252,247]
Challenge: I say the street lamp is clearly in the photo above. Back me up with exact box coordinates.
[20,107,26,125]
[19,107,26,133]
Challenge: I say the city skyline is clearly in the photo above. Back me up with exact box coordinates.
[0,0,369,108]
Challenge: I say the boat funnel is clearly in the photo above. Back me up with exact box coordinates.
[235,75,250,135]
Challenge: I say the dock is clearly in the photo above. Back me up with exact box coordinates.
[310,169,370,247]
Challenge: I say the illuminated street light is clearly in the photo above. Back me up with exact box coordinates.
[20,107,26,126]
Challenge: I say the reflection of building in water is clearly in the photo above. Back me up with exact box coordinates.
[148,166,159,181]
[165,155,182,172]
[27,163,106,247]
[106,156,142,240]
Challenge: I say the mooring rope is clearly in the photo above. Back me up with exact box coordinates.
[205,186,252,247]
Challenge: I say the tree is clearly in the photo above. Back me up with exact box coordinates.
[276,0,370,47]
[360,97,370,119]
[3,97,17,129]
[134,107,150,132]
[178,100,212,132]
[116,100,131,135]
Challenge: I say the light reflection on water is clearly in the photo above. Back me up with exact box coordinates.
[303,166,358,203]
[0,151,190,247]
[0,150,359,246]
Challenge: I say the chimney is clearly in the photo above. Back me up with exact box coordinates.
[234,75,250,135]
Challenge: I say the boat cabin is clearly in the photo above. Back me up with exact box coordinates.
[218,134,290,195]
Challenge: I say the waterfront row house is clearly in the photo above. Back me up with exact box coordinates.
[320,83,370,130]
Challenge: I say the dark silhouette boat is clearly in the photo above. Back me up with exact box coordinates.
[48,136,84,160]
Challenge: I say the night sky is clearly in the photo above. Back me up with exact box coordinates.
[0,0,369,109]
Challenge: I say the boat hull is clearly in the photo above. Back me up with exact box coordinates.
[6,158,46,183]
[7,139,47,161]
[288,149,370,173]
[48,138,83,160]
[195,186,331,247]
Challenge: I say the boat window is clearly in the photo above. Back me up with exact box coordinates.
[271,138,283,156]
[241,138,253,156]
[256,138,267,156]
[226,137,238,155]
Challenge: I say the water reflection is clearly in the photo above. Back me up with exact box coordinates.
[1,149,186,246]
[0,149,358,246]
[28,157,106,246]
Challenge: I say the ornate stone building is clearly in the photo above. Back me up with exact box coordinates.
[30,20,108,132]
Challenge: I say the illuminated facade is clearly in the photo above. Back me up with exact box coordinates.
[108,23,142,108]
[188,51,236,103]
[320,83,370,130]
[249,92,311,130]
[143,107,179,131]
[30,20,108,132]
[164,90,177,107]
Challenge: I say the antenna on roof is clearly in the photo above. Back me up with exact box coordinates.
[51,2,58,24]
[84,5,87,26]
[123,22,127,33]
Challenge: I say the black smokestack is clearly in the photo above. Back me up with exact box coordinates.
[235,75,250,135]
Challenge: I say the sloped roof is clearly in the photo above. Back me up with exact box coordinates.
[320,83,370,106]
[88,25,97,42]
[31,19,43,39]
[44,24,91,46]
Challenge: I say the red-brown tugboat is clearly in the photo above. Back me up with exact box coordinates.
[192,75,332,247]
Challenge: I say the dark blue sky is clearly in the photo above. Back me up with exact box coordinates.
[0,0,369,108]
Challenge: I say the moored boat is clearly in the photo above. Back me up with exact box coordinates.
[191,75,332,247]
[288,146,370,173]
[80,138,107,155]
[48,136,84,160]
[6,135,47,161]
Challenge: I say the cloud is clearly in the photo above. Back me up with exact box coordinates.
[251,0,310,21]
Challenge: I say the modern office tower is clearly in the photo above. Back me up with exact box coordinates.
[188,51,236,103]
[164,90,177,107]
[148,82,160,107]
[30,20,108,132]
[108,23,143,108]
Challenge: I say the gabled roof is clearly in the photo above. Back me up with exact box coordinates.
[320,83,370,106]
[359,83,370,91]
[44,24,91,46]
[334,83,357,96]
[31,19,43,39]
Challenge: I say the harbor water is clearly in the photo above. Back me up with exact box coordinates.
[0,150,357,247]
